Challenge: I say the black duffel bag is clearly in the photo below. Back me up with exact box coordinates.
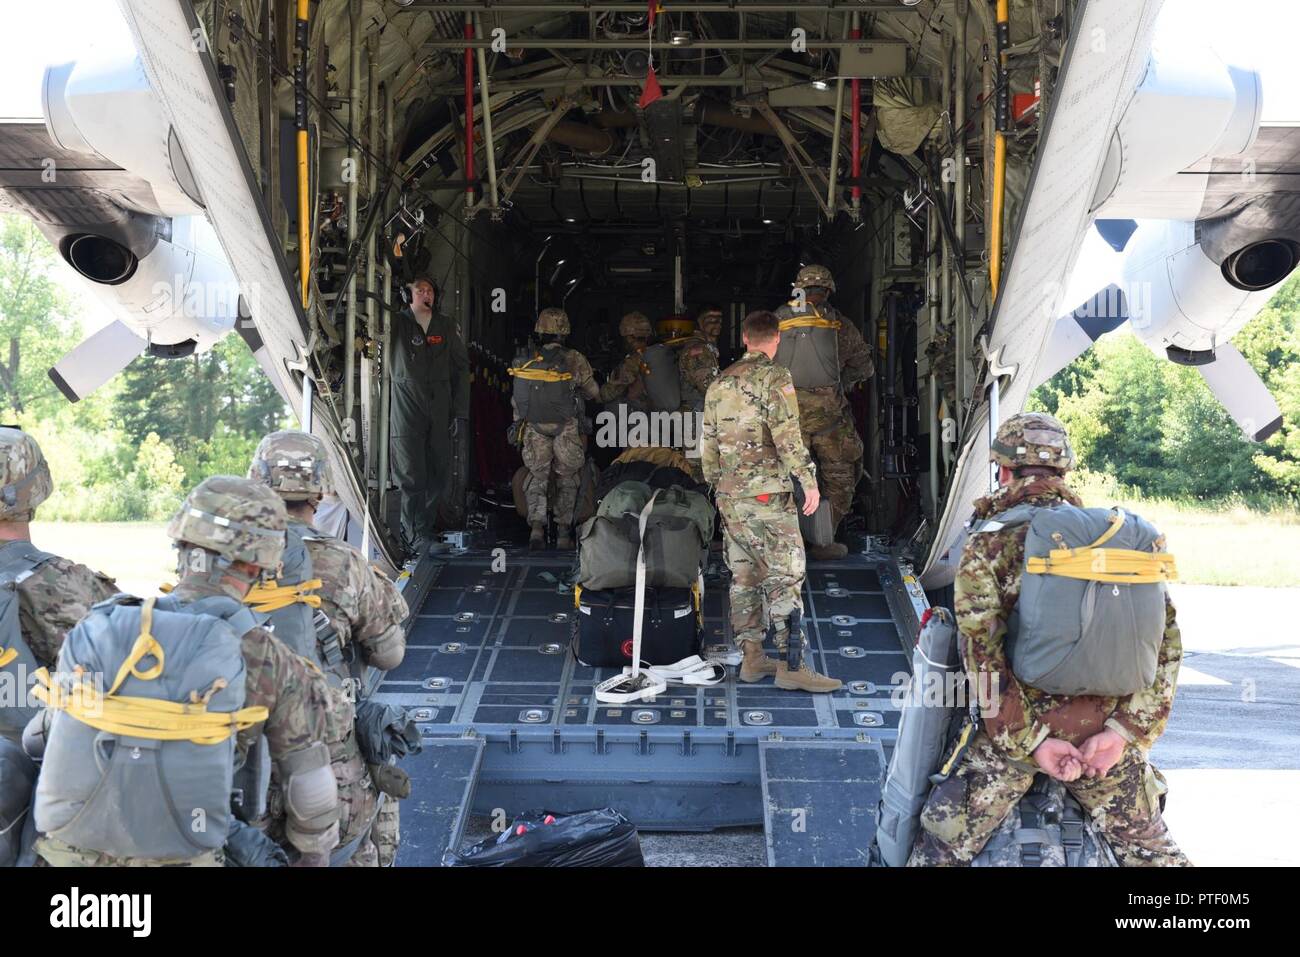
[573,585,701,668]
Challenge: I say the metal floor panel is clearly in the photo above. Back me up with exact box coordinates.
[759,739,885,867]
[395,737,485,866]
[384,548,920,833]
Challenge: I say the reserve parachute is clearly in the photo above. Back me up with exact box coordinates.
[639,343,682,414]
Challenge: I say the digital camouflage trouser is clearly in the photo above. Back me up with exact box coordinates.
[717,492,805,648]
[795,389,863,529]
[34,836,222,867]
[520,419,587,526]
[907,731,1191,867]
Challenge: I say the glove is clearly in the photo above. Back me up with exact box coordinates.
[369,762,412,799]
[223,819,288,867]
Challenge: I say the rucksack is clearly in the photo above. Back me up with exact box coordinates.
[774,304,841,389]
[510,348,580,425]
[0,541,59,739]
[34,594,266,860]
[577,481,714,590]
[975,504,1175,697]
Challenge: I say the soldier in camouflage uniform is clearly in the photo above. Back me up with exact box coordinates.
[701,311,841,693]
[510,308,600,550]
[249,431,410,867]
[0,428,116,743]
[599,311,654,409]
[773,265,874,559]
[677,305,723,415]
[34,477,340,866]
[908,413,1189,866]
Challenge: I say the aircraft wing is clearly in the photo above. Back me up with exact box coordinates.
[922,0,1167,588]
[113,0,393,564]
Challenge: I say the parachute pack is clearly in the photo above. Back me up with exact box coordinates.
[976,504,1176,697]
[0,541,58,740]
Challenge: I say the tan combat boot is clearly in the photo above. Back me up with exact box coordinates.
[775,659,843,693]
[737,639,779,683]
[529,523,545,549]
[806,542,848,561]
[556,527,574,550]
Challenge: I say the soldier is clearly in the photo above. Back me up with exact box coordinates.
[0,427,116,743]
[390,276,470,555]
[249,430,410,866]
[676,305,723,416]
[598,311,682,421]
[907,413,1189,866]
[773,265,874,559]
[32,476,340,866]
[509,308,600,550]
[700,310,842,693]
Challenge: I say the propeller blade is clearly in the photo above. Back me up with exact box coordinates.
[1034,284,1130,385]
[47,320,146,402]
[1196,343,1283,441]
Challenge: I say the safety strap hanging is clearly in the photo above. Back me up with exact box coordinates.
[32,598,269,745]
[594,490,668,704]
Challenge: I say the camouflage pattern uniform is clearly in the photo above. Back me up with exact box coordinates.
[35,477,340,867]
[249,431,410,866]
[700,351,816,649]
[0,428,116,672]
[598,312,657,409]
[675,311,723,482]
[302,530,409,866]
[908,414,1188,867]
[773,268,874,527]
[516,311,600,530]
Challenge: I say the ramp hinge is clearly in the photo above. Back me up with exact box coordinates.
[550,729,565,755]
[638,729,652,756]
[725,731,737,757]
[594,728,608,755]
[680,731,695,757]
[507,728,520,754]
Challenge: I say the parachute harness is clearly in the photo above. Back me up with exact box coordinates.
[1026,510,1178,584]
[242,578,324,613]
[33,598,269,745]
[508,355,573,382]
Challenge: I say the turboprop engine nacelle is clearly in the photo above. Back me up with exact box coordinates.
[1121,219,1297,362]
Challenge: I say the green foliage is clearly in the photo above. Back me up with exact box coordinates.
[0,214,290,520]
[1031,272,1300,503]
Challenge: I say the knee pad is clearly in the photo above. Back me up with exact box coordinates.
[279,742,340,854]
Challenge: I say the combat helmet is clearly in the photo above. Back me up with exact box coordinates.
[619,311,653,339]
[0,427,52,521]
[793,264,835,293]
[249,430,331,502]
[990,412,1076,472]
[535,307,570,336]
[167,475,288,580]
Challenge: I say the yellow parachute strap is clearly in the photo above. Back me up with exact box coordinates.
[1026,508,1178,583]
[0,647,16,669]
[508,355,573,382]
[574,584,582,610]
[243,579,324,613]
[938,721,976,778]
[31,596,269,745]
[662,335,694,348]
[778,307,840,332]
[159,582,174,593]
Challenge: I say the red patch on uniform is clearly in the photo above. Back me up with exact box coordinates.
[426,334,444,346]
[621,639,634,659]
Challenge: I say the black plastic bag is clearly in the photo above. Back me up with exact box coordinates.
[444,808,644,867]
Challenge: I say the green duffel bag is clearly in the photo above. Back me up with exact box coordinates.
[578,481,714,590]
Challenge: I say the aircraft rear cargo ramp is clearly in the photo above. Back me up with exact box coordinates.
[389,549,927,866]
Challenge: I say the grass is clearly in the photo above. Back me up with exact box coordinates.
[1071,472,1300,587]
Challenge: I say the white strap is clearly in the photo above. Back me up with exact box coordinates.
[623,655,726,687]
[630,490,661,682]
[594,670,668,704]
